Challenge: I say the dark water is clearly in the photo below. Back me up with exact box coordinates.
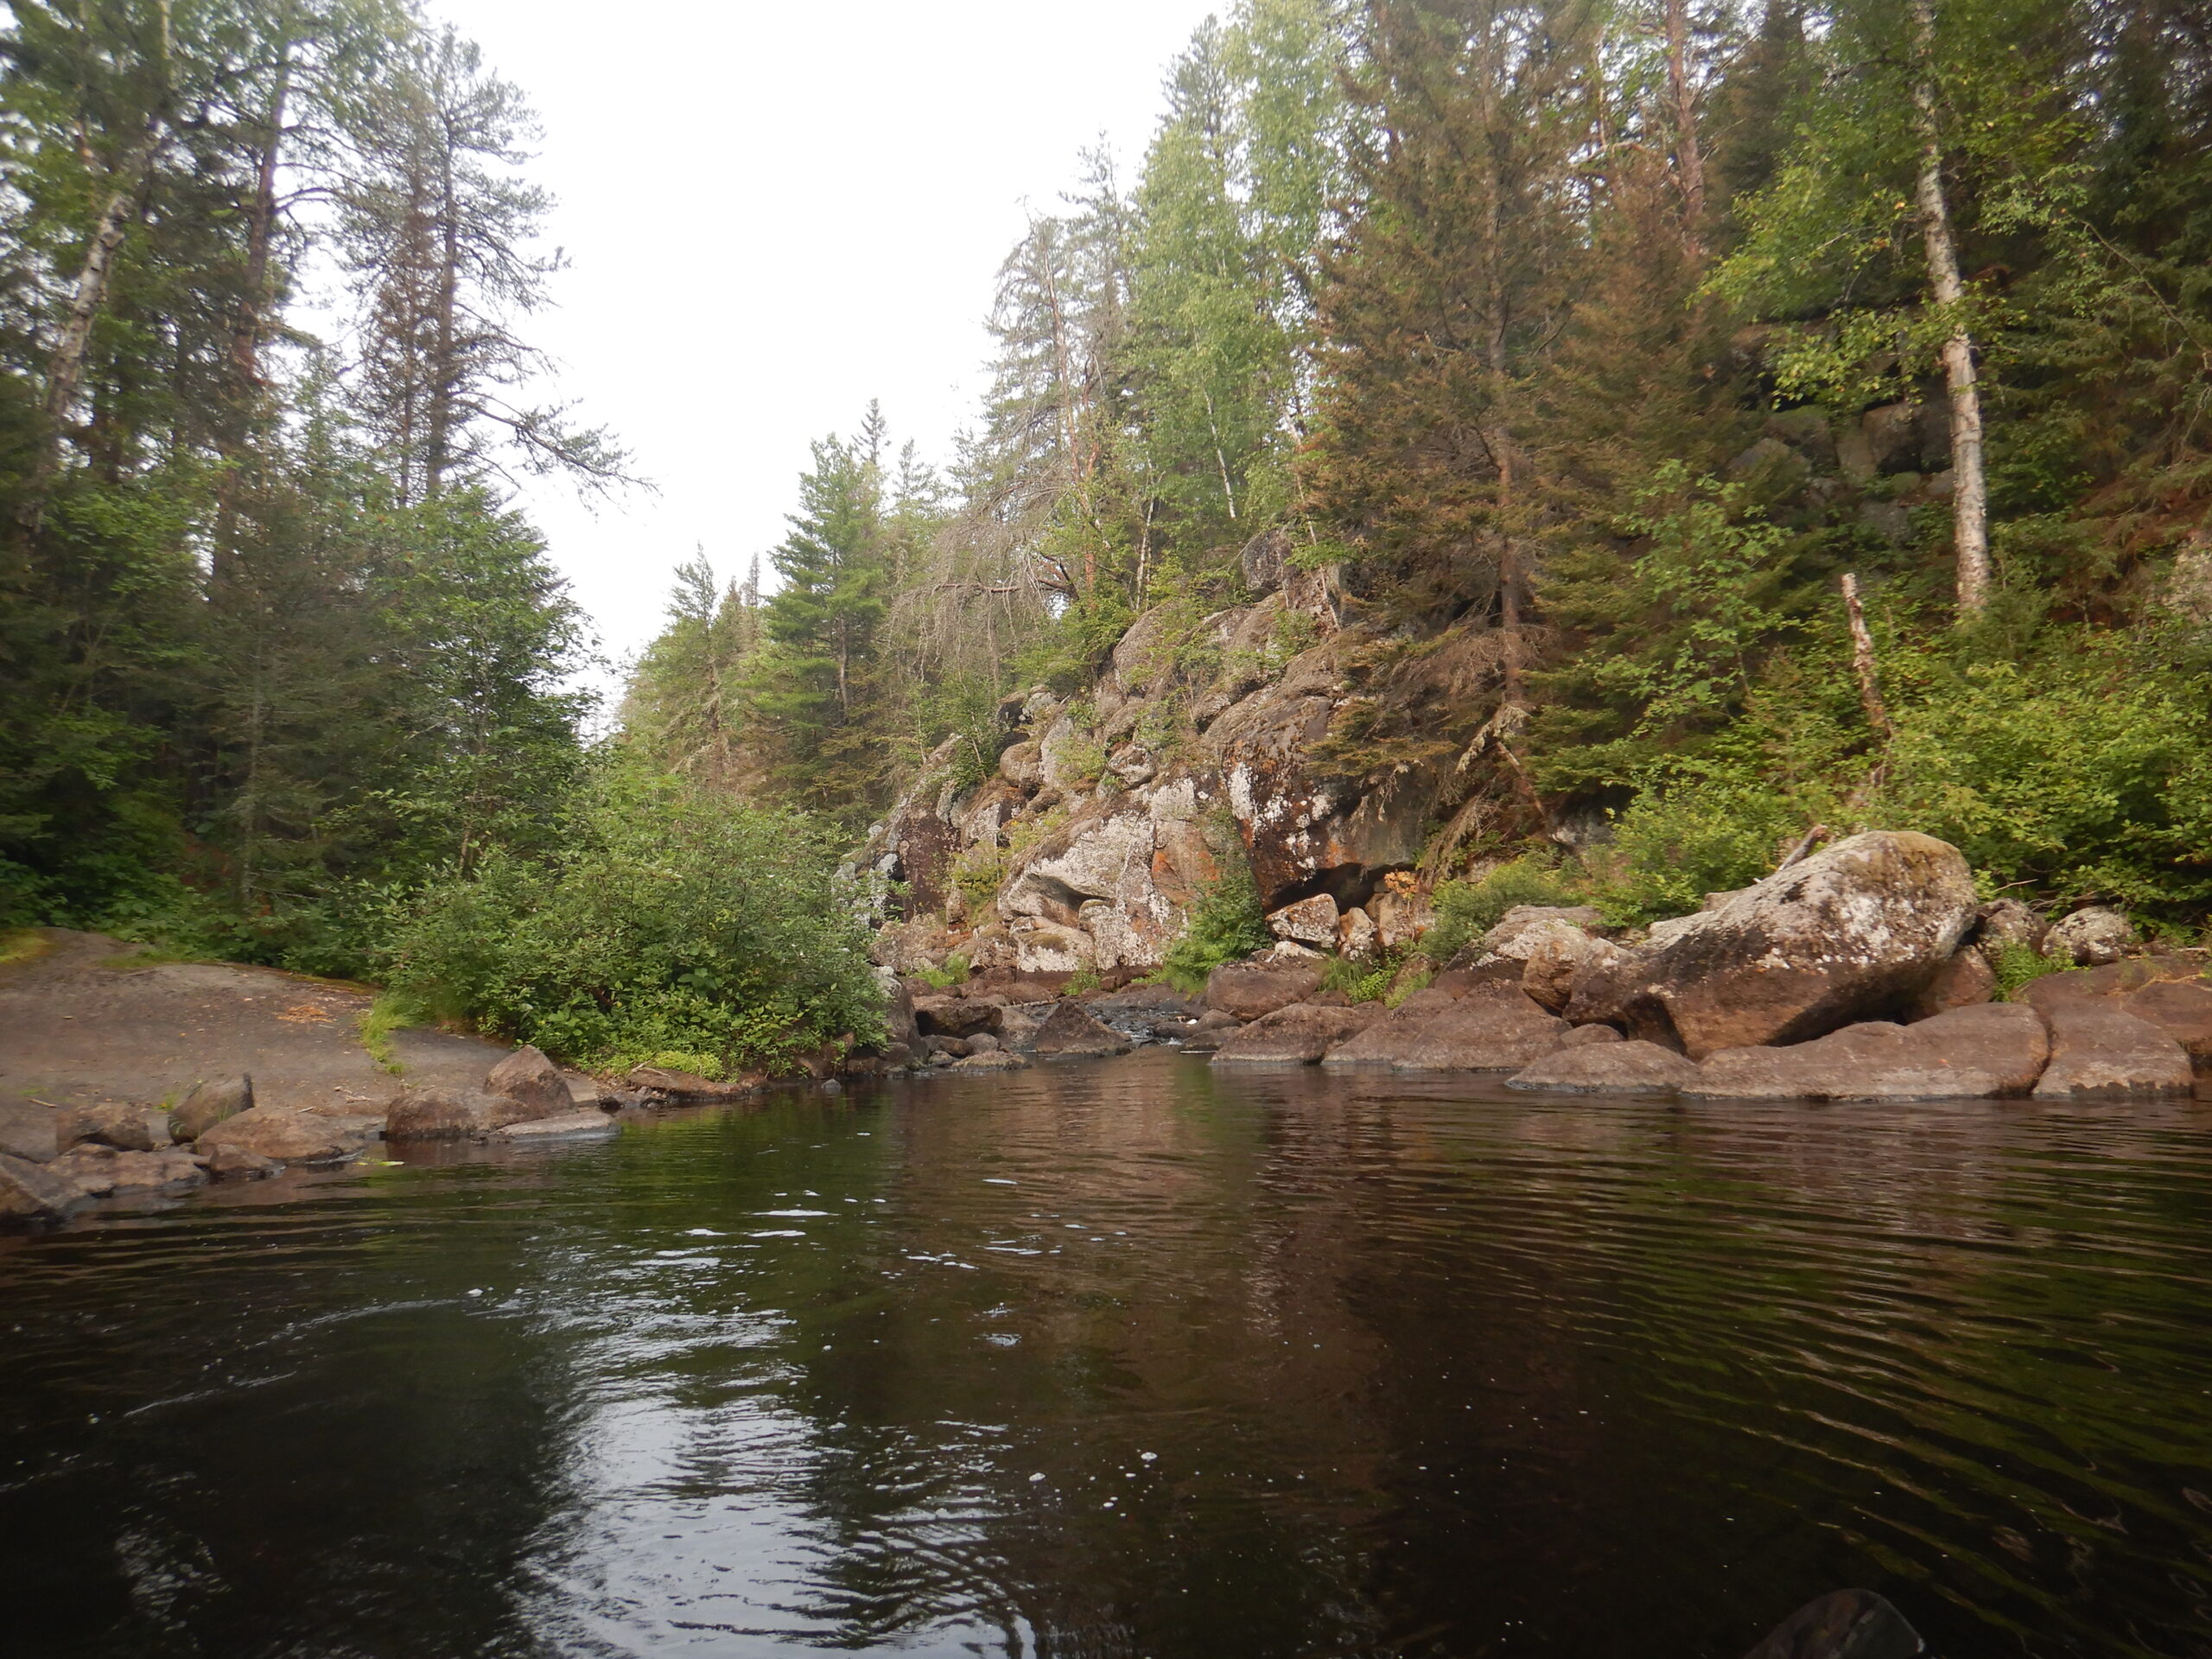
[4,1051,2211,1659]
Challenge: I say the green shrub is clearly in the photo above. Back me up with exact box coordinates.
[913,953,971,990]
[1321,950,1400,1003]
[1992,941,2067,1001]
[1156,858,1274,994]
[1426,855,1582,961]
[381,766,884,1077]
[1597,779,1800,923]
[1870,643,2212,915]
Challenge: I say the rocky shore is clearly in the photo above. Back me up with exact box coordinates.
[884,830,2212,1105]
[9,830,2205,1230]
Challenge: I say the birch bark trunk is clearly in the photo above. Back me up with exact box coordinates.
[1907,0,1992,617]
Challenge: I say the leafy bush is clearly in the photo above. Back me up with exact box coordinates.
[1426,855,1582,961]
[1321,950,1400,1003]
[381,766,885,1077]
[1992,941,2066,1001]
[1869,641,2212,915]
[1156,857,1274,994]
[913,952,971,991]
[1597,779,1801,923]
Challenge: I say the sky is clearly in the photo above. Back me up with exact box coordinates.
[424,0,1225,686]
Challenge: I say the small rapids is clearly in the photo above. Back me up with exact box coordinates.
[3,1048,2209,1658]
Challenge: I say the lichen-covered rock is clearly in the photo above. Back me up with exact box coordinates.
[197,1104,366,1162]
[1204,961,1325,1020]
[1688,1003,2050,1100]
[1029,1002,1131,1058]
[1566,832,1980,1059]
[1507,1040,1702,1095]
[2032,1003,2193,1097]
[1267,893,1339,947]
[172,1075,252,1141]
[1972,899,2047,962]
[1211,1001,1382,1065]
[2045,906,2138,967]
[484,1046,569,1122]
[1336,905,1379,961]
[1325,986,1567,1071]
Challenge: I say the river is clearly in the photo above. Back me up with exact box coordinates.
[3,1049,2209,1657]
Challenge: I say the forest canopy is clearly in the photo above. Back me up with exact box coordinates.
[7,0,2210,1072]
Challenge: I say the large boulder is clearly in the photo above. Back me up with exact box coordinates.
[1566,832,1980,1059]
[1030,1002,1133,1058]
[1211,1001,1382,1065]
[1267,893,1339,947]
[625,1065,766,1103]
[60,1101,171,1153]
[197,1104,366,1163]
[1507,1040,1703,1096]
[0,1151,85,1222]
[912,995,1003,1039]
[2045,906,2137,967]
[2124,979,2212,1070]
[1688,1003,2050,1100]
[1324,985,1567,1071]
[2032,1004,2192,1097]
[483,1046,570,1122]
[1205,960,1325,1021]
[1904,948,1996,1020]
[172,1075,252,1141]
[385,1089,538,1141]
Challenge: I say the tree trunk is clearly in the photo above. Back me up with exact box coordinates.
[429,130,461,496]
[1663,0,1708,257]
[1907,0,1991,618]
[213,43,294,588]
[1840,573,1892,737]
[14,185,142,543]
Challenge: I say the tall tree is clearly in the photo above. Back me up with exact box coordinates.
[335,27,625,502]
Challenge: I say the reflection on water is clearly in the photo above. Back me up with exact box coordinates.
[3,1049,2210,1658]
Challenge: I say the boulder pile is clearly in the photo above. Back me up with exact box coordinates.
[1,1043,613,1226]
[1166,832,2212,1102]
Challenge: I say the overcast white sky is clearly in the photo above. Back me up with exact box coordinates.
[424,0,1223,685]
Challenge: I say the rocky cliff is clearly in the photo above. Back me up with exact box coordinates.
[852,533,1438,984]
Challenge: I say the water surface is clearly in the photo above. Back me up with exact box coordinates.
[3,1050,2209,1657]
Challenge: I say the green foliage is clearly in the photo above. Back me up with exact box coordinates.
[912,953,971,991]
[358,992,419,1075]
[1426,857,1583,962]
[1062,966,1103,997]
[382,764,886,1077]
[1992,942,2065,1001]
[1597,779,1802,924]
[1156,855,1274,994]
[1866,636,2212,915]
[1321,950,1401,1003]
